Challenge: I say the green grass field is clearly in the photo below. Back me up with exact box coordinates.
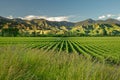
[0,37,120,63]
[0,37,120,80]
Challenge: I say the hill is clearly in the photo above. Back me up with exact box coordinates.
[0,16,120,36]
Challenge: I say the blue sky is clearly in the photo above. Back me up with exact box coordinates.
[0,0,120,22]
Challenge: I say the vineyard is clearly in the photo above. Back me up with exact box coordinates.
[0,37,120,63]
[1,37,120,80]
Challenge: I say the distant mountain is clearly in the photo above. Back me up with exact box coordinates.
[96,18,120,24]
[0,16,120,36]
[0,16,13,23]
[75,19,96,26]
[0,16,9,20]
[75,18,120,26]
[104,18,120,24]
[30,19,74,28]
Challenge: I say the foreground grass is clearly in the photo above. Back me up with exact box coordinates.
[0,46,120,80]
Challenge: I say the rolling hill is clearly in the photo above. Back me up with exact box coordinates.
[0,16,120,36]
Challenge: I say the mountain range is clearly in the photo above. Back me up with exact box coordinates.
[0,16,120,36]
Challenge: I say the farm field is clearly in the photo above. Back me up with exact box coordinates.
[0,37,120,80]
[0,37,120,63]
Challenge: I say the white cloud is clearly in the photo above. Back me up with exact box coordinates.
[7,15,13,19]
[46,16,68,21]
[107,14,112,17]
[116,17,120,20]
[21,15,69,21]
[23,15,45,20]
[98,15,106,19]
[98,14,115,20]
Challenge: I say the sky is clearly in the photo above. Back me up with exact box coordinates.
[0,0,120,22]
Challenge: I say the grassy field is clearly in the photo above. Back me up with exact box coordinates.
[0,37,120,63]
[0,37,120,80]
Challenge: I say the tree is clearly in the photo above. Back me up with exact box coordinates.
[2,27,19,37]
